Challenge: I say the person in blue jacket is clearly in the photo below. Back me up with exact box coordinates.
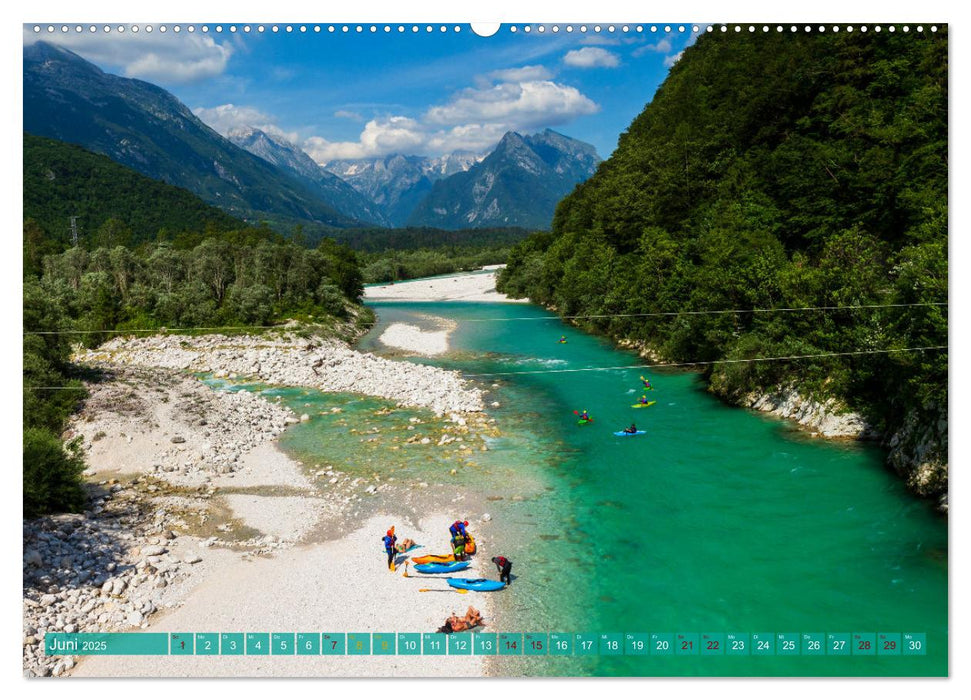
[382,527,397,570]
[449,520,469,539]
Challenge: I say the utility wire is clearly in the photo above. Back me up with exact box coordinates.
[463,301,948,322]
[22,301,948,335]
[463,345,948,377]
[23,345,947,388]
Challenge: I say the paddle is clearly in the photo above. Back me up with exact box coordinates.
[419,588,468,594]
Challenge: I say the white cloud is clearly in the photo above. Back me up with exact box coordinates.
[563,47,620,69]
[632,38,673,58]
[425,80,597,127]
[303,77,598,162]
[193,104,298,144]
[24,30,231,84]
[180,51,594,162]
[304,116,425,161]
[663,51,685,68]
[485,65,553,83]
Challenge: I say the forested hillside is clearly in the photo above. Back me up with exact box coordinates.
[23,134,244,270]
[23,133,370,516]
[497,29,948,506]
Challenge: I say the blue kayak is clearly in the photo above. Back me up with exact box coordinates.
[614,430,647,437]
[414,561,470,574]
[446,578,506,592]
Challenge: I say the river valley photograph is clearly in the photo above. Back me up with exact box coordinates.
[21,19,948,680]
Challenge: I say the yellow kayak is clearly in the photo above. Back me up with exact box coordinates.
[412,553,455,565]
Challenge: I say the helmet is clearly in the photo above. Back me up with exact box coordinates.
[463,521,469,526]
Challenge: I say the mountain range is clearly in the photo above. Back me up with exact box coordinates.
[226,126,392,227]
[323,152,483,227]
[23,41,358,229]
[23,40,602,233]
[405,129,601,229]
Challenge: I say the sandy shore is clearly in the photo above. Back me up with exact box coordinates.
[24,364,500,677]
[378,314,458,356]
[364,266,529,304]
[71,514,492,677]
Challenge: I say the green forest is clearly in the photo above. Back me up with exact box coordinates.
[23,133,243,265]
[326,225,532,283]
[23,137,371,516]
[498,29,948,496]
[24,228,368,517]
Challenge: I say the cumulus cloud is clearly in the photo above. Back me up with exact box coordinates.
[24,29,231,84]
[485,65,553,83]
[425,80,597,127]
[563,47,620,69]
[306,76,599,161]
[664,51,685,68]
[304,116,426,161]
[193,104,298,143]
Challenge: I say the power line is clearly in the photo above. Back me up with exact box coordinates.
[463,301,948,322]
[463,345,948,377]
[21,301,948,335]
[23,345,947,388]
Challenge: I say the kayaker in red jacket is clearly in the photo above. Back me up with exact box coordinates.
[492,555,513,585]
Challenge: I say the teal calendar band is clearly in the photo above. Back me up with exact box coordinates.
[43,632,928,656]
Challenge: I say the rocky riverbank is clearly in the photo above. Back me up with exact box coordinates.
[26,354,503,677]
[23,367,306,676]
[738,385,873,439]
[730,384,946,513]
[885,403,948,513]
[75,332,482,415]
[615,335,947,511]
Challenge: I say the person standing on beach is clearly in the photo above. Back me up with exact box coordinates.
[492,556,513,585]
[382,527,397,571]
[451,533,467,561]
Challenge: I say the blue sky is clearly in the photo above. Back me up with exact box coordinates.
[24,23,700,160]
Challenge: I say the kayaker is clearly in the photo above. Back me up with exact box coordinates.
[579,409,591,421]
[640,375,654,390]
[451,533,467,561]
[382,527,397,570]
[624,423,638,434]
[558,335,567,343]
[492,555,513,585]
[638,395,651,405]
[449,520,469,539]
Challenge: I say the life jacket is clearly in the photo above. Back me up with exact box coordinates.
[382,535,396,550]
[495,556,510,568]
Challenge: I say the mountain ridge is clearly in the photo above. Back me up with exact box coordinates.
[23,41,361,230]
[405,129,601,230]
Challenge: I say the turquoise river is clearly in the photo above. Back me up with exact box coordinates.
[267,292,947,676]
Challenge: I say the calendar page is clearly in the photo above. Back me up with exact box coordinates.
[21,9,949,683]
